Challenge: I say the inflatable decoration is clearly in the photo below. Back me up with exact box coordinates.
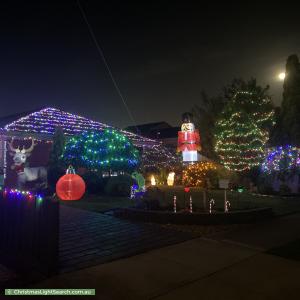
[131,172,146,199]
[56,166,86,201]
[167,172,175,186]
[131,172,145,192]
[150,175,156,186]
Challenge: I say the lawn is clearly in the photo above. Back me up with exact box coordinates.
[60,186,300,216]
[60,194,135,213]
[148,186,300,216]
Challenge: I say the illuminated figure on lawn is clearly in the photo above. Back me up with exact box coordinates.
[177,113,201,163]
[131,171,146,199]
[8,138,47,189]
[167,172,175,186]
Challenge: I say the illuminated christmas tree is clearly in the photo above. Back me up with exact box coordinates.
[214,81,275,172]
[215,107,268,172]
[63,129,139,172]
[230,90,275,131]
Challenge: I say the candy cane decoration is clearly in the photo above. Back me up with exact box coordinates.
[173,195,177,213]
[209,199,215,214]
[225,200,230,213]
[189,195,193,213]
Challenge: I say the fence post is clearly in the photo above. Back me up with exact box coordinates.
[0,190,59,277]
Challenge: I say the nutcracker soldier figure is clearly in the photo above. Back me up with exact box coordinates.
[177,113,201,163]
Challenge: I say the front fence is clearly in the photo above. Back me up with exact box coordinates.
[0,189,59,277]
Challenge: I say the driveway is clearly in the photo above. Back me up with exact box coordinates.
[60,206,194,272]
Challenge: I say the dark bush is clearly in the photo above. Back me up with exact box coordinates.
[47,166,65,193]
[140,187,166,210]
[82,172,105,194]
[257,183,275,195]
[279,184,291,195]
[105,175,135,196]
[144,187,165,201]
[135,198,160,210]
[257,174,275,195]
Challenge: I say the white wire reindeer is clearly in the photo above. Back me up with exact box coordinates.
[8,138,47,189]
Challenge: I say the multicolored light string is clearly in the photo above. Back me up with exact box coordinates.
[232,91,275,128]
[1,187,43,202]
[1,108,179,179]
[215,110,269,172]
[63,129,139,171]
[141,144,179,171]
[2,107,179,173]
[3,107,156,146]
[215,89,275,172]
[261,145,300,174]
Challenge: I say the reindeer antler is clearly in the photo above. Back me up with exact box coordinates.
[7,138,20,152]
[22,139,37,154]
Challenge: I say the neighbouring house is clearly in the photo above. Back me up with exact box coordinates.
[125,122,180,149]
[0,107,172,188]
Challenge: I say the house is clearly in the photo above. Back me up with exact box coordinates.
[0,107,166,188]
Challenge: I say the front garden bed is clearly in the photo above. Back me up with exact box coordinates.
[114,207,273,225]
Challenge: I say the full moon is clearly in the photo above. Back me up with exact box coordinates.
[278,72,286,80]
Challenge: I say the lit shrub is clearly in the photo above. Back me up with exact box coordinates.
[182,162,217,187]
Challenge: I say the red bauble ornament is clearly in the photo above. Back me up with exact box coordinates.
[184,187,190,193]
[56,168,86,201]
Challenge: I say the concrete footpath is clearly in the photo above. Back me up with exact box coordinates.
[31,214,300,300]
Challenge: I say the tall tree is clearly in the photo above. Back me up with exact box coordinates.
[48,126,66,167]
[191,91,225,158]
[215,107,268,172]
[214,79,274,172]
[223,78,274,131]
[47,126,66,189]
[278,54,300,146]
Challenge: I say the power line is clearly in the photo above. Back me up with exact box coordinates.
[77,0,138,128]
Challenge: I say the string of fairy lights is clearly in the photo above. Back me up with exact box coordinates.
[0,187,43,202]
[215,112,268,172]
[140,144,180,170]
[215,90,274,172]
[182,162,217,187]
[1,107,179,182]
[4,107,156,145]
[261,145,300,174]
[232,91,275,127]
[63,130,178,172]
[232,91,273,106]
[64,129,139,171]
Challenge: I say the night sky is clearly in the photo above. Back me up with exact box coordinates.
[0,1,299,128]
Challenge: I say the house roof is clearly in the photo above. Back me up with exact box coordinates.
[0,107,44,128]
[0,107,157,146]
[125,122,179,139]
[125,121,172,136]
[149,126,180,139]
